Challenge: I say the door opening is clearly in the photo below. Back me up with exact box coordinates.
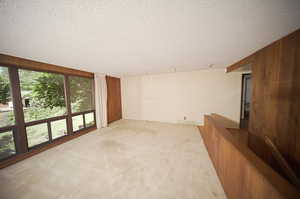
[240,73,251,129]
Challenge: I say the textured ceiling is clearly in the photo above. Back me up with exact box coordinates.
[0,0,300,76]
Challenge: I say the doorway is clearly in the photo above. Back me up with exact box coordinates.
[240,73,251,129]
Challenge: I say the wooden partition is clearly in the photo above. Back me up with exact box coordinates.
[226,30,300,174]
[199,115,299,199]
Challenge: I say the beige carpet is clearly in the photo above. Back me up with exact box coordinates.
[0,120,226,199]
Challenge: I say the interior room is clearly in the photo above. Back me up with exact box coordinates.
[0,1,300,199]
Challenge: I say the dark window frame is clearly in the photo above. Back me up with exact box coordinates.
[0,65,96,161]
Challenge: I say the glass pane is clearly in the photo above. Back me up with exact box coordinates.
[0,130,16,159]
[51,119,67,139]
[26,123,49,148]
[19,69,67,122]
[85,112,95,127]
[72,115,84,132]
[0,66,15,128]
[70,76,94,113]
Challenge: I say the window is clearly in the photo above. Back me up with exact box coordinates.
[26,123,49,148]
[51,119,67,140]
[0,64,96,163]
[85,112,95,127]
[0,130,16,159]
[72,115,84,132]
[69,76,95,133]
[19,69,67,122]
[0,66,14,128]
[0,66,16,160]
[70,76,94,113]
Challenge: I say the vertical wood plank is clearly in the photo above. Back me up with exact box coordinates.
[8,67,28,153]
[64,75,73,134]
[106,76,122,123]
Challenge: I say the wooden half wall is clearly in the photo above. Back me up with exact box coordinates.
[199,114,300,199]
[226,29,300,175]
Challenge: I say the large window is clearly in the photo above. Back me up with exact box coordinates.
[0,66,16,159]
[70,76,94,113]
[19,69,67,122]
[69,76,95,133]
[0,65,96,161]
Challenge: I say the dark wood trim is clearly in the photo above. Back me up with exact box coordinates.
[8,67,28,154]
[64,75,73,135]
[83,113,86,128]
[0,54,94,78]
[0,125,15,133]
[0,127,97,169]
[71,110,95,117]
[93,111,97,127]
[25,115,67,127]
[47,121,52,142]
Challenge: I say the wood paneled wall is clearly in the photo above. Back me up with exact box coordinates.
[106,76,122,123]
[248,30,300,175]
[227,29,300,177]
[200,115,299,199]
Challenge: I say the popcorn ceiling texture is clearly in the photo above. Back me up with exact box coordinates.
[0,0,300,76]
[0,120,226,199]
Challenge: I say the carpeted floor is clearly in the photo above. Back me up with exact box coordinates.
[0,120,226,199]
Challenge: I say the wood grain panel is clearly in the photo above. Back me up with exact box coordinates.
[226,52,257,73]
[199,115,300,199]
[106,76,122,123]
[211,113,239,128]
[0,54,94,78]
[226,29,300,178]
[248,29,300,176]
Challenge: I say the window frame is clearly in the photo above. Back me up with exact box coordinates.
[0,127,17,161]
[71,110,96,133]
[0,64,96,162]
[69,75,95,115]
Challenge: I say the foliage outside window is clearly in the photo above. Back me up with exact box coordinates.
[0,66,14,128]
[19,69,67,122]
[1,66,95,159]
[0,66,16,159]
[70,76,94,113]
[0,131,16,159]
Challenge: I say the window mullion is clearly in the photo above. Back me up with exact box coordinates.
[8,67,28,153]
[64,75,73,135]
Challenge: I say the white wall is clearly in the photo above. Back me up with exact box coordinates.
[121,69,242,125]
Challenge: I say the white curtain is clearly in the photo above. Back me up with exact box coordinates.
[94,73,108,128]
